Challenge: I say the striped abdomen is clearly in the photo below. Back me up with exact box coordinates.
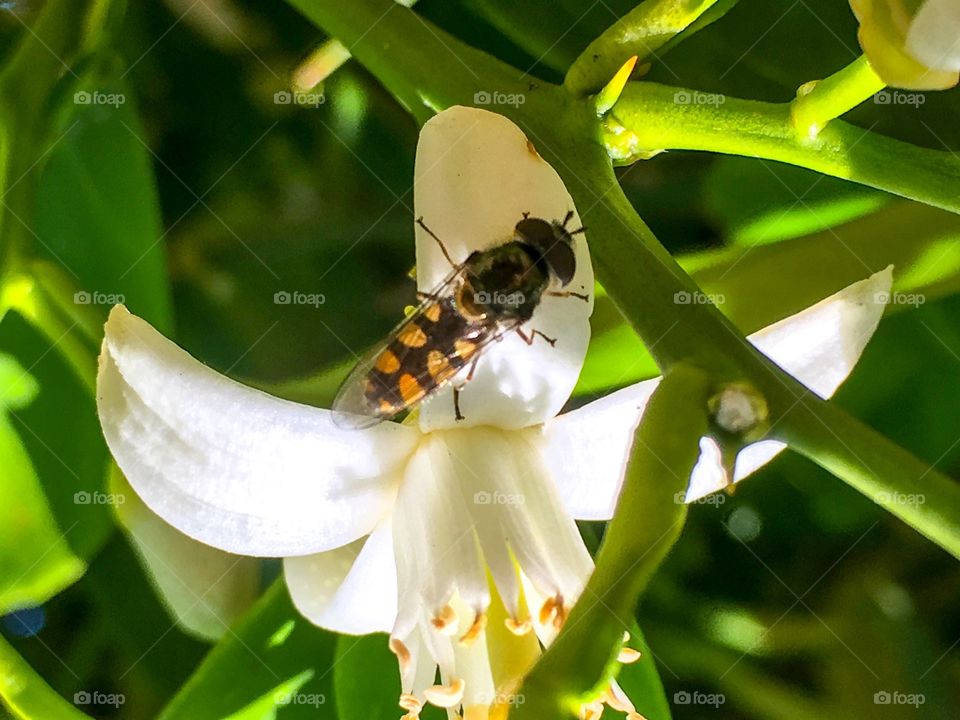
[363,297,487,417]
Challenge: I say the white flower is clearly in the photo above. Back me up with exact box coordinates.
[97,106,892,718]
[851,0,960,89]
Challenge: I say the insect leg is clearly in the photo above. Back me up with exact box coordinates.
[517,328,557,347]
[452,355,481,421]
[416,217,457,269]
[546,290,590,302]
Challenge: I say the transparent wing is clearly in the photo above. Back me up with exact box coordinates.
[332,264,468,429]
[332,266,524,429]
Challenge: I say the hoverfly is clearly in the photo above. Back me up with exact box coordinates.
[332,211,588,429]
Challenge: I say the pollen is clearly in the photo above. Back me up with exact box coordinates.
[459,611,487,646]
[424,678,465,708]
[398,323,428,347]
[430,604,459,636]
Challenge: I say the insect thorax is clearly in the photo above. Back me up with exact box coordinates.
[460,242,548,321]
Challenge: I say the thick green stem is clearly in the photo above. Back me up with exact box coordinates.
[790,55,887,138]
[514,366,711,718]
[780,396,960,560]
[605,82,960,213]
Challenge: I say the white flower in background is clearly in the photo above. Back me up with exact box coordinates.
[97,106,892,718]
[851,0,960,89]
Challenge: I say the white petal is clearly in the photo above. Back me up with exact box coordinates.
[539,379,661,521]
[441,427,594,611]
[283,519,396,635]
[392,434,489,641]
[414,106,593,432]
[112,467,260,641]
[545,268,893,516]
[97,305,417,557]
[906,0,960,71]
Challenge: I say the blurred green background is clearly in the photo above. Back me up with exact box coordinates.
[0,0,958,718]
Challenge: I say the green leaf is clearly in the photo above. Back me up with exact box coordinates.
[332,634,399,720]
[35,68,173,333]
[0,635,93,720]
[158,580,338,720]
[0,353,85,614]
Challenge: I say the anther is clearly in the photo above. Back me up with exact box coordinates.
[430,604,460,636]
[459,611,487,646]
[504,616,533,635]
[389,637,412,674]
[618,647,642,664]
[424,678,466,708]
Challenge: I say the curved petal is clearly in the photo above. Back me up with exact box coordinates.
[414,106,593,432]
[97,305,417,557]
[539,379,660,521]
[545,268,893,517]
[283,519,397,635]
[111,466,260,641]
[905,0,960,72]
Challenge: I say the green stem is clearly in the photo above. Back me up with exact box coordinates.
[514,366,710,718]
[604,82,960,213]
[779,396,960,560]
[790,55,886,138]
[565,0,721,96]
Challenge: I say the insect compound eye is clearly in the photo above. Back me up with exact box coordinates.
[514,217,553,244]
[541,238,576,285]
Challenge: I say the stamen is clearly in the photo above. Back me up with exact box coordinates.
[622,631,631,642]
[430,604,460,636]
[459,611,487,646]
[602,685,633,712]
[399,693,422,713]
[389,637,412,674]
[618,647,642,664]
[539,593,569,630]
[579,701,603,720]
[423,678,466,708]
[504,616,533,635]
